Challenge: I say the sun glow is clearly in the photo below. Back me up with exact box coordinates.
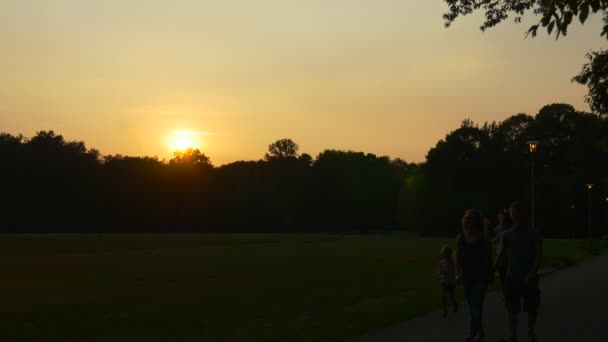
[172,134,197,151]
[168,130,215,153]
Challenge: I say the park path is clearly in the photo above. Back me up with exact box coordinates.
[351,253,608,342]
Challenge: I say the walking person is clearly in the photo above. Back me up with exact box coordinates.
[493,210,513,297]
[439,245,458,318]
[496,202,542,342]
[455,209,493,342]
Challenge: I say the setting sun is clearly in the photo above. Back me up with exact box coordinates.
[172,135,196,151]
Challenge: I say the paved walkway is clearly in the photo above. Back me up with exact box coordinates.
[352,254,608,342]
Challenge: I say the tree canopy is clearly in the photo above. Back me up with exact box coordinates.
[169,147,213,167]
[415,103,608,236]
[572,49,608,116]
[443,0,608,39]
[265,138,299,160]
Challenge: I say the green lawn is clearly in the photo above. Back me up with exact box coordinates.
[0,234,605,342]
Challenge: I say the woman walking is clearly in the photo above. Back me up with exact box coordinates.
[455,209,493,342]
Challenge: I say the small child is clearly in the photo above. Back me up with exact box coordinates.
[439,245,458,318]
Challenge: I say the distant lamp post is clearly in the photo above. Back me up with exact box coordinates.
[586,184,594,252]
[527,141,539,228]
[605,196,608,240]
[571,204,576,239]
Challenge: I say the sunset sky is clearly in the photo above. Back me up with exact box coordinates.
[1,1,606,165]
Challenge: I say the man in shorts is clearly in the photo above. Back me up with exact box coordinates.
[496,202,542,342]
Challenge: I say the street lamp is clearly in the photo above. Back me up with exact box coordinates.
[527,141,539,228]
[586,184,594,252]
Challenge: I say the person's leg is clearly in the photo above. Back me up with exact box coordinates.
[524,277,541,340]
[469,278,486,339]
[450,288,458,312]
[478,279,488,339]
[463,278,475,338]
[504,278,522,341]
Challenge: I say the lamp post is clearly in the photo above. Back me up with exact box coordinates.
[604,196,608,241]
[586,184,594,252]
[527,141,539,228]
[571,204,576,239]
[605,196,608,240]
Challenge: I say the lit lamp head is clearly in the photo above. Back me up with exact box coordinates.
[586,184,594,191]
[527,140,539,153]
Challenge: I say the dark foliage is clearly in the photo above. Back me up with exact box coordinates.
[573,49,608,116]
[1,108,607,237]
[416,104,608,237]
[0,135,411,234]
[443,0,608,39]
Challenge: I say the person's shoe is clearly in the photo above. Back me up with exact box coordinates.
[465,337,474,342]
[453,303,459,312]
[442,310,447,318]
[528,332,538,342]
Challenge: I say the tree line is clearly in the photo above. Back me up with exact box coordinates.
[1,103,607,237]
[0,133,411,233]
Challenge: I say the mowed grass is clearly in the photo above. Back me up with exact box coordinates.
[0,234,605,342]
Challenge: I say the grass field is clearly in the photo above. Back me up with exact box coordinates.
[0,234,605,342]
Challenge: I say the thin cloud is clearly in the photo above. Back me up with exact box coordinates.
[173,130,222,136]
[124,109,188,115]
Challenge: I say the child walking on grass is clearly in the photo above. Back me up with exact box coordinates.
[439,245,458,318]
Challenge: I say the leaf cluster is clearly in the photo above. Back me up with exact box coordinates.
[443,0,608,39]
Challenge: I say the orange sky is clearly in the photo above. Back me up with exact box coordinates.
[1,1,606,164]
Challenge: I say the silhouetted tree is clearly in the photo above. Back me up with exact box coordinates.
[492,114,535,153]
[313,150,408,232]
[99,155,167,231]
[0,133,25,227]
[265,138,299,160]
[422,104,608,237]
[298,153,313,166]
[426,119,491,189]
[169,148,213,167]
[0,131,101,231]
[443,0,608,39]
[0,132,23,153]
[573,49,608,116]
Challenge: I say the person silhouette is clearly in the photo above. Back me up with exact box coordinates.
[496,202,542,342]
[455,209,493,342]
[439,245,458,318]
